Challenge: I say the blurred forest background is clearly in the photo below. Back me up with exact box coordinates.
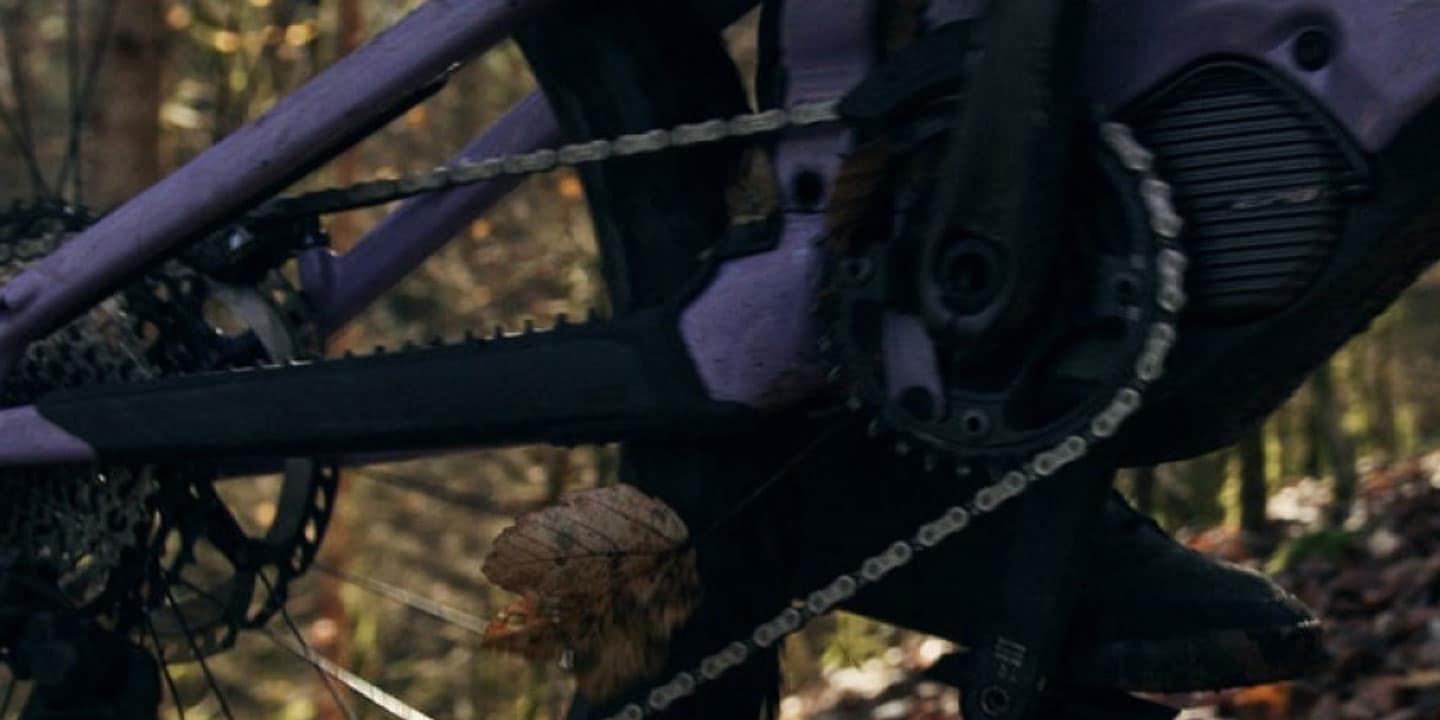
[2,1,1440,719]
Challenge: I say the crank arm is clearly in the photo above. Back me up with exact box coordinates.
[917,0,1089,339]
[959,459,1113,720]
[29,309,751,462]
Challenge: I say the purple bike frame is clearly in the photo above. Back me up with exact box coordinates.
[0,0,557,367]
[300,91,560,337]
[2,0,1440,467]
[0,0,562,464]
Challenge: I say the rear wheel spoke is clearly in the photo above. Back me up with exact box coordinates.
[162,585,236,720]
[0,671,15,718]
[57,0,118,203]
[312,562,489,637]
[0,99,44,197]
[62,0,80,199]
[356,470,539,515]
[0,1,50,197]
[258,572,359,720]
[144,615,188,720]
[175,574,421,720]
[262,630,438,720]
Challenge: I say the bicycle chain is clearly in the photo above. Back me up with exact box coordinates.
[225,96,1182,718]
[4,96,1180,717]
[598,121,1188,720]
[247,100,843,222]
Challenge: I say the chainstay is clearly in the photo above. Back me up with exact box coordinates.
[247,100,842,222]
[599,121,1189,720]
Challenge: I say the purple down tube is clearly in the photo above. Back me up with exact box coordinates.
[0,0,559,376]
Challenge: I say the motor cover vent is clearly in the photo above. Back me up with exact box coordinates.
[1127,62,1364,323]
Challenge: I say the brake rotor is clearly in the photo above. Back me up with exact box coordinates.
[127,254,337,658]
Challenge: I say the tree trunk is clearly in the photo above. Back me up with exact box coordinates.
[1369,326,1400,460]
[1,1,49,197]
[326,0,367,255]
[1313,362,1358,527]
[81,0,167,209]
[1303,386,1326,478]
[1174,450,1229,528]
[312,3,365,719]
[1274,400,1301,479]
[1132,465,1157,516]
[1237,423,1268,534]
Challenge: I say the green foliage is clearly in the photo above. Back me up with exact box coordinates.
[1265,528,1356,576]
[818,613,896,673]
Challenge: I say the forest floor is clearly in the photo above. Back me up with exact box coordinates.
[778,451,1440,720]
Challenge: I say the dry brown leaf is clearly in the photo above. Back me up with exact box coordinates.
[482,594,565,659]
[727,148,780,223]
[481,485,701,701]
[1228,682,1291,719]
[483,484,689,593]
[1395,669,1440,689]
[825,140,891,254]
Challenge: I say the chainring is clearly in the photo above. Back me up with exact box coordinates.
[822,119,1184,471]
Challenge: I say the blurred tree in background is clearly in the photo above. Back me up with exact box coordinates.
[3,2,1440,719]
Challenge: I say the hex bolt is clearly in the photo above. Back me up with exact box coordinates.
[1294,29,1332,71]
[980,686,1012,717]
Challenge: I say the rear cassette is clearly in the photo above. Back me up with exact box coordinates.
[0,203,337,666]
[0,200,157,623]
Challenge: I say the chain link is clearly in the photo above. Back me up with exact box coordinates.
[249,100,841,222]
[600,121,1189,720]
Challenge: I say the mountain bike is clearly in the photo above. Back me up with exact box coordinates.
[3,0,1440,718]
